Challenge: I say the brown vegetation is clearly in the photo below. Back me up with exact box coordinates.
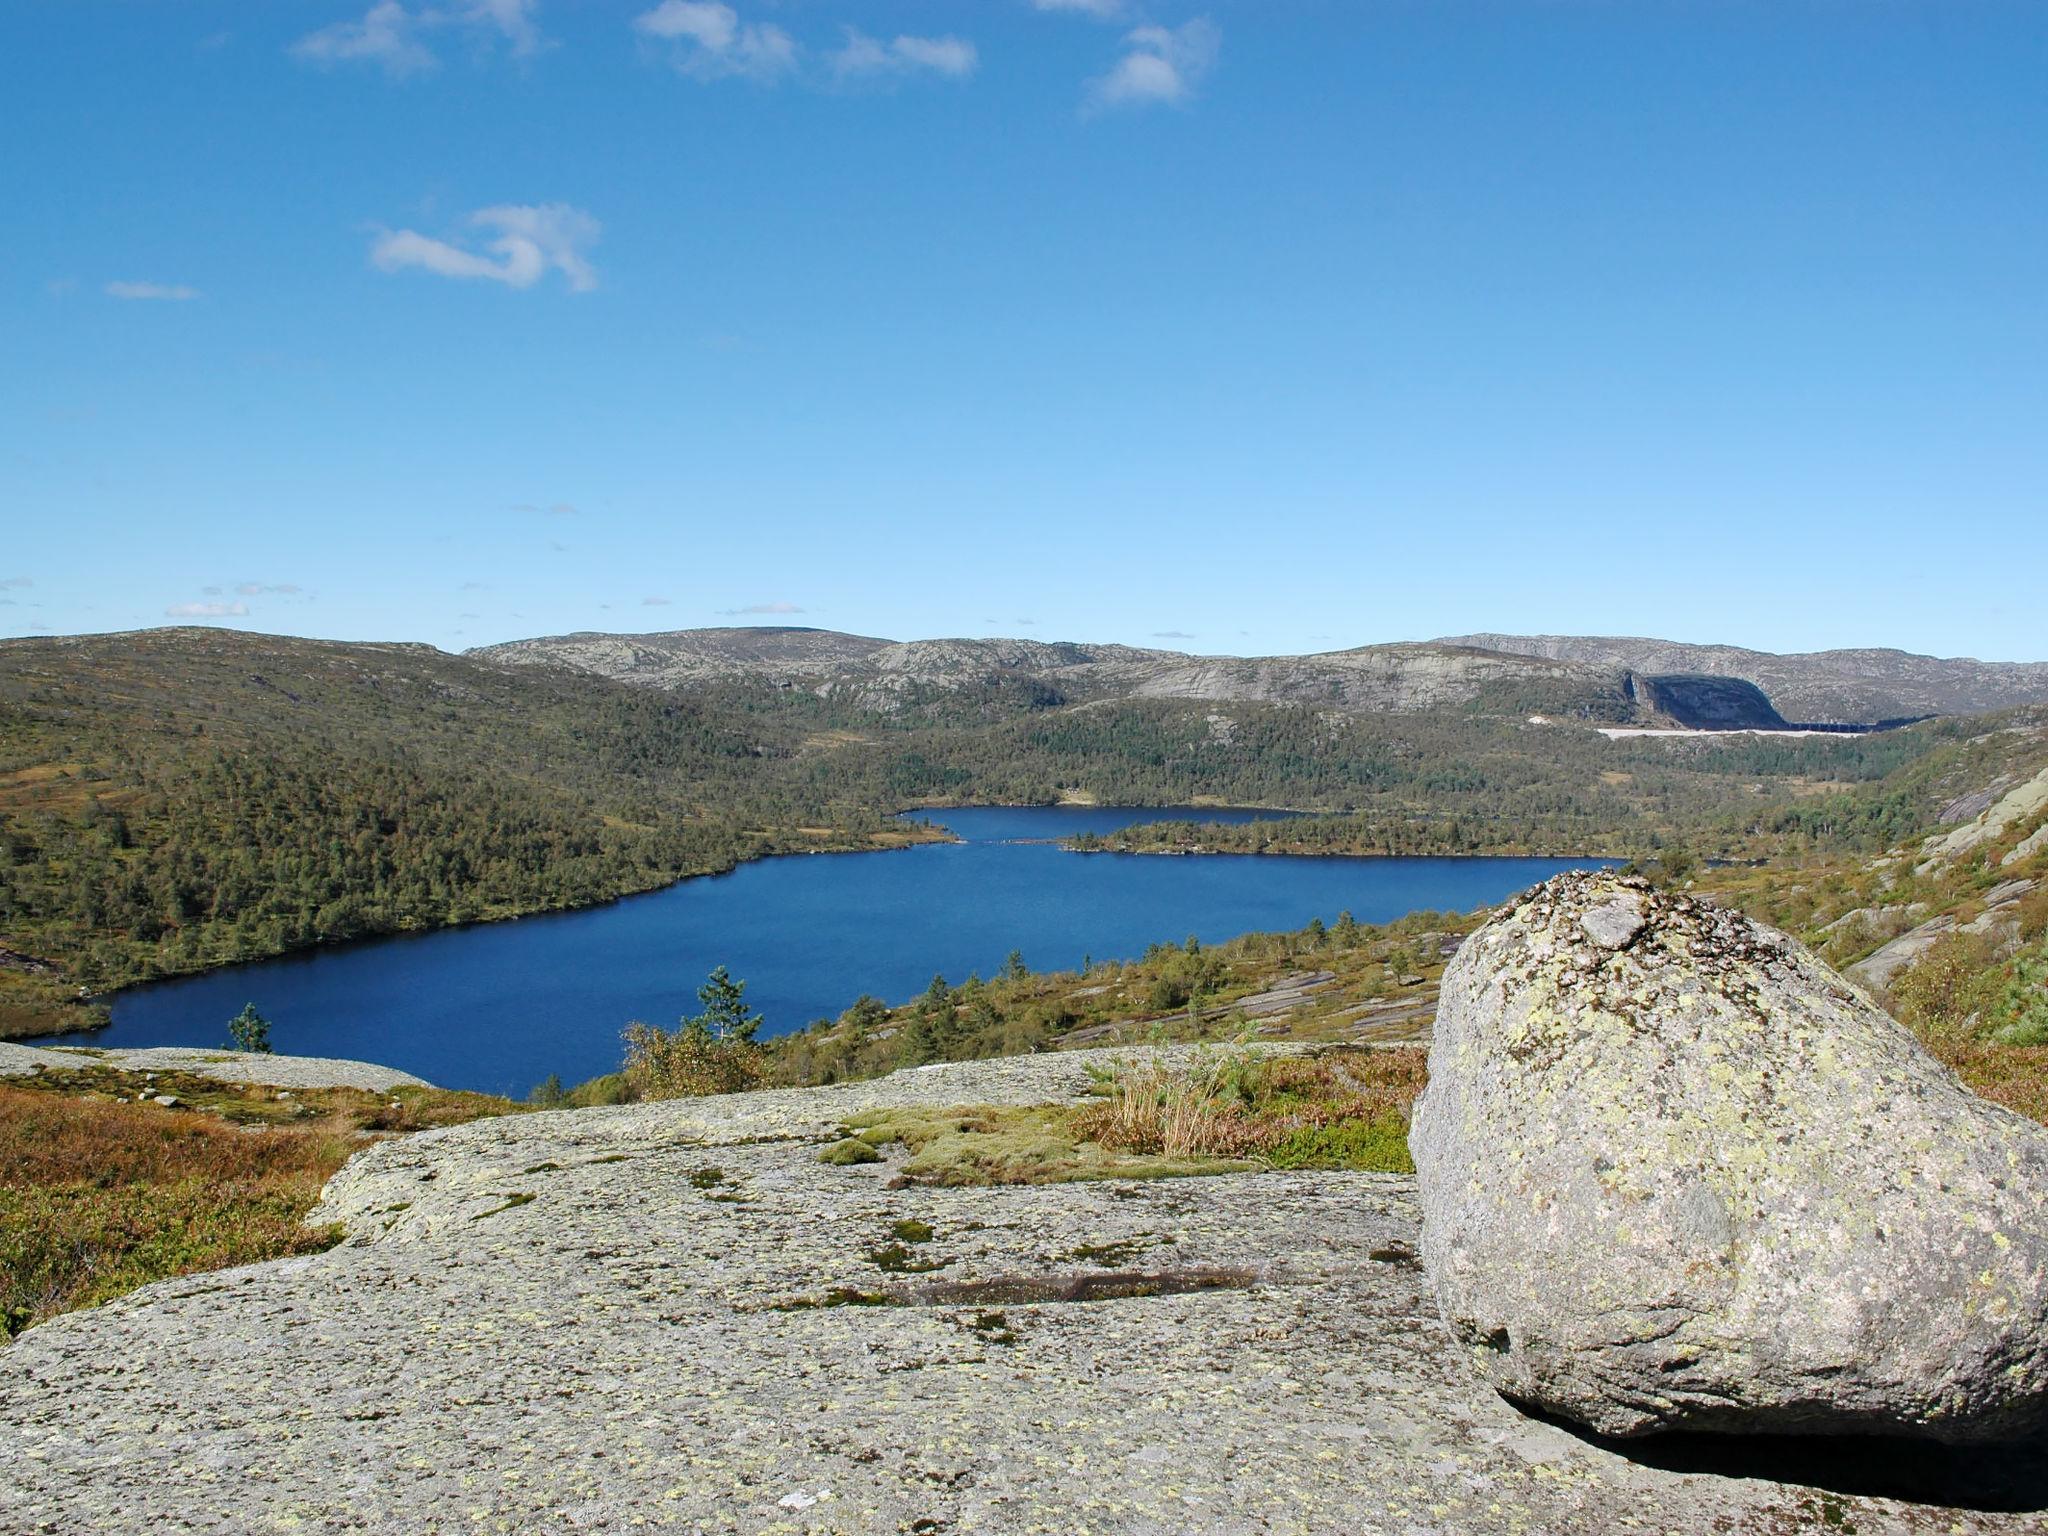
[0,1072,514,1336]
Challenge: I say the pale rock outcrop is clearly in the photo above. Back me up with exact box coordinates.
[10,1044,2046,1533]
[1918,767,2048,871]
[2005,823,2048,869]
[1412,871,2048,1442]
[0,1042,430,1092]
[1849,878,2037,993]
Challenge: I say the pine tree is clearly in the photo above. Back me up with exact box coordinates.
[226,1002,272,1054]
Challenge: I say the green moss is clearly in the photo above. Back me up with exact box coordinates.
[841,1103,1257,1187]
[866,1241,949,1274]
[818,1137,882,1166]
[470,1192,536,1220]
[961,1309,1020,1346]
[1262,1113,1414,1173]
[889,1218,935,1243]
[770,1286,903,1311]
[1065,1237,1159,1266]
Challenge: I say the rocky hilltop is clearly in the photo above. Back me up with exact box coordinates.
[6,1036,2045,1533]
[469,627,1807,728]
[1443,634,2048,725]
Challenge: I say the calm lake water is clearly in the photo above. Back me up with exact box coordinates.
[68,807,1608,1096]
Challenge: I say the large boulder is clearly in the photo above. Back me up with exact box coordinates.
[1411,871,2048,1442]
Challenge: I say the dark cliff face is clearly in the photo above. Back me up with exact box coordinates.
[1442,634,2048,725]
[1631,673,1789,730]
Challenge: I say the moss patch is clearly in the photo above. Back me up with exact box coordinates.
[837,1104,1256,1187]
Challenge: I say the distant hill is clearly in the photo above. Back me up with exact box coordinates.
[473,626,895,687]
[470,629,1773,727]
[480,625,2043,731]
[1440,634,2048,726]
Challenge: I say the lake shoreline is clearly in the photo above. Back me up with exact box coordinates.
[56,816,1610,1094]
[12,800,1628,1048]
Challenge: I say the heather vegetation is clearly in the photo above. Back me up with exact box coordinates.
[0,1067,514,1335]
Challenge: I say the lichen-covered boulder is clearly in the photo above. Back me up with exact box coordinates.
[1411,871,2048,1442]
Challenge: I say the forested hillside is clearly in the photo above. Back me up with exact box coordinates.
[0,627,2001,1038]
[0,630,922,1033]
[1076,709,2047,862]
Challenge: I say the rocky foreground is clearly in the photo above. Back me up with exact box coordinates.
[5,1045,2047,1534]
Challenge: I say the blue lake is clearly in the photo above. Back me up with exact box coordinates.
[67,806,1609,1097]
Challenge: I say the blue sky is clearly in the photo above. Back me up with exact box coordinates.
[5,1,2044,660]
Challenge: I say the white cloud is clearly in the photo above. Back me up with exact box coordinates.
[371,203,600,292]
[292,1,436,75]
[633,2,797,82]
[832,28,977,80]
[462,0,543,56]
[106,281,200,302]
[234,582,304,596]
[292,0,543,79]
[166,600,250,619]
[0,577,31,590]
[642,595,672,606]
[718,601,805,615]
[1032,0,1124,15]
[1090,18,1218,109]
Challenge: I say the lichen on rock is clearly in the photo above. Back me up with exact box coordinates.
[1411,870,2048,1442]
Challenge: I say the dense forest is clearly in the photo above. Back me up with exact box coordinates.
[0,628,2019,1036]
[0,632,920,1030]
[1070,711,2040,863]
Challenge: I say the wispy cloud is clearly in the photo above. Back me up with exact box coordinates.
[642,595,673,606]
[292,0,543,79]
[371,203,600,292]
[106,281,200,302]
[831,28,977,80]
[633,1,797,82]
[235,582,304,596]
[1152,630,1197,640]
[294,2,434,75]
[0,578,31,590]
[717,601,805,616]
[511,500,579,516]
[1032,0,1124,16]
[166,600,250,619]
[1090,19,1218,110]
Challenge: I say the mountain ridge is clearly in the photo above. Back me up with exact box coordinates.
[1440,633,2048,724]
[470,626,2048,727]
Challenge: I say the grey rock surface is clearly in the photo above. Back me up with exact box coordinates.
[1919,768,2048,867]
[7,1044,434,1092]
[6,1045,2046,1534]
[1413,872,2048,1444]
[2005,823,2048,869]
[1849,878,2037,993]
[0,1040,79,1077]
[1440,635,2048,725]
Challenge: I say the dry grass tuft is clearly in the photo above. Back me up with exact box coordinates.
[1069,1048,1426,1172]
